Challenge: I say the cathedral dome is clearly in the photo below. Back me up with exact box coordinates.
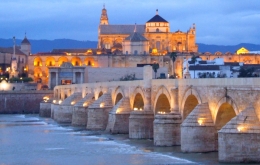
[147,9,168,23]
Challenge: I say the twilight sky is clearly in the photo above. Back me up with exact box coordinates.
[1,0,260,45]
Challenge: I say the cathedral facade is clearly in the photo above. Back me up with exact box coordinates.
[98,7,198,55]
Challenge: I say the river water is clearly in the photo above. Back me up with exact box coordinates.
[0,115,230,165]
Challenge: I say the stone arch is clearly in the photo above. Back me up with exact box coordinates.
[34,57,42,66]
[84,57,95,66]
[131,87,146,110]
[34,67,42,78]
[153,86,171,113]
[115,93,123,105]
[214,96,239,130]
[180,87,202,120]
[71,57,82,66]
[133,93,144,110]
[98,91,103,98]
[113,86,125,105]
[45,57,56,66]
[154,94,171,114]
[58,57,69,66]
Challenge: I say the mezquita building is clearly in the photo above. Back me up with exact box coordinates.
[2,6,258,87]
[98,7,198,54]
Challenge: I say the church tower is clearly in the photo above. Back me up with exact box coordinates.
[100,5,109,25]
[20,33,31,56]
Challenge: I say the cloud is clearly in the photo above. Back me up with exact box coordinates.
[0,0,260,45]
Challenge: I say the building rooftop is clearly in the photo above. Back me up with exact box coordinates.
[21,37,31,45]
[125,32,148,42]
[0,47,26,55]
[147,14,168,23]
[99,25,145,34]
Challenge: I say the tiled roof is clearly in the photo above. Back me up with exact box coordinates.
[125,32,148,42]
[0,47,26,55]
[147,15,168,23]
[100,25,145,34]
[21,37,31,45]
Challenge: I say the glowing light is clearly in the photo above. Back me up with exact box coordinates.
[83,103,88,107]
[133,108,138,111]
[1,80,7,90]
[158,111,166,114]
[71,101,75,105]
[100,103,104,108]
[59,100,62,104]
[53,100,56,103]
[237,126,244,132]
[198,119,203,126]
[139,108,143,111]
[43,96,49,102]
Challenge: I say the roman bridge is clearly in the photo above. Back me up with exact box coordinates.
[41,66,260,163]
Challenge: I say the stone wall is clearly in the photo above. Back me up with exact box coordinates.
[85,67,168,83]
[0,90,53,114]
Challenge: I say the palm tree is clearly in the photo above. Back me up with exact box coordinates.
[169,52,177,76]
[152,63,159,79]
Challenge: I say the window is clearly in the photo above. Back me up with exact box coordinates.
[156,28,159,32]
[156,41,160,50]
[126,51,128,55]
[144,51,146,55]
[134,50,138,55]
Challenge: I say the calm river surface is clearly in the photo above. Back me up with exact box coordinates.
[0,115,233,165]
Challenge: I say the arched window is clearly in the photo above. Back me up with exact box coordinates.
[156,28,159,32]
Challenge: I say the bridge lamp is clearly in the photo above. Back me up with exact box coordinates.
[59,100,62,104]
[237,126,244,132]
[198,119,203,126]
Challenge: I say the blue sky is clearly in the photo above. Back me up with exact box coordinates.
[1,0,260,45]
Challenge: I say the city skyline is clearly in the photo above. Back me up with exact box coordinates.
[1,0,260,45]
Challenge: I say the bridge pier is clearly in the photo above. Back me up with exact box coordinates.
[219,106,260,163]
[71,94,95,126]
[51,101,59,119]
[86,93,113,130]
[129,111,154,139]
[106,97,131,134]
[181,103,217,152]
[39,100,52,117]
[154,113,182,146]
[53,92,82,123]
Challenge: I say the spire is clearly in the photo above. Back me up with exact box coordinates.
[156,9,158,15]
[100,5,109,25]
[103,3,105,9]
[25,32,27,38]
[134,23,136,32]
[13,36,16,59]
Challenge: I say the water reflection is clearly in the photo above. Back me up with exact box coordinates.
[0,115,225,165]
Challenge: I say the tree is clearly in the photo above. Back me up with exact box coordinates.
[169,52,177,76]
[238,67,255,77]
[191,55,197,78]
[152,63,159,79]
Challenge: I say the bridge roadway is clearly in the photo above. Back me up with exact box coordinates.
[40,66,260,163]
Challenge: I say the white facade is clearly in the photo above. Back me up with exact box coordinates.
[122,40,149,55]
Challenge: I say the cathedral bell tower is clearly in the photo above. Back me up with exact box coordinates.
[100,5,109,25]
